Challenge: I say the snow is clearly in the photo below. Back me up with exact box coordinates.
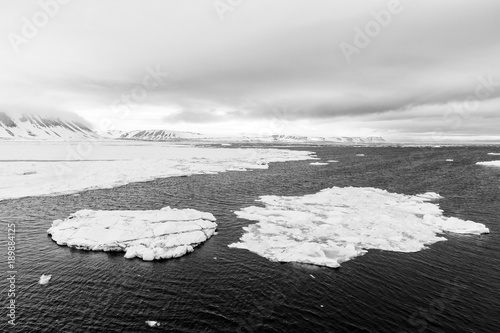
[39,274,52,285]
[229,187,489,268]
[47,207,217,261]
[0,141,313,201]
[477,161,500,167]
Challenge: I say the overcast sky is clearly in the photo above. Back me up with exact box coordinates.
[1,0,500,141]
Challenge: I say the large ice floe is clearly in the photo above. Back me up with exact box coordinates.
[47,207,217,261]
[477,161,500,167]
[229,187,489,268]
[0,142,313,201]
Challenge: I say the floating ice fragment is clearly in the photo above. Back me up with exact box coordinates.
[47,207,217,261]
[310,162,328,166]
[487,153,500,155]
[477,161,500,167]
[446,159,454,162]
[145,321,160,327]
[39,274,51,285]
[356,154,365,157]
[229,187,489,268]
[327,160,339,163]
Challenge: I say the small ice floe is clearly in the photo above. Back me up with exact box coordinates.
[310,274,316,279]
[145,321,160,327]
[446,159,454,162]
[327,160,339,163]
[39,274,52,285]
[415,192,443,201]
[310,162,328,166]
[487,153,500,155]
[356,154,365,157]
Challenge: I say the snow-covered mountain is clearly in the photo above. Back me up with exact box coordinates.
[99,129,205,140]
[0,111,97,140]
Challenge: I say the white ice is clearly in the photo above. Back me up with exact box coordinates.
[327,160,339,163]
[145,321,160,327]
[39,274,52,285]
[356,154,365,157]
[0,141,313,201]
[477,161,500,167]
[229,187,489,268]
[487,153,500,155]
[446,159,454,162]
[47,207,217,261]
[310,162,329,166]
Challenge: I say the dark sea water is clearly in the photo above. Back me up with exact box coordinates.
[1,146,500,333]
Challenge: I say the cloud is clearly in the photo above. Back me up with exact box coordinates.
[1,0,500,140]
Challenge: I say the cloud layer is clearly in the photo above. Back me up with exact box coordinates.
[1,0,500,141]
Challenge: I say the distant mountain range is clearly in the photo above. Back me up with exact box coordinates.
[0,112,97,140]
[1,112,386,143]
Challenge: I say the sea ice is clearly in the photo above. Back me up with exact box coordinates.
[310,162,329,166]
[477,161,500,167]
[446,159,454,162]
[47,207,217,261]
[229,187,489,268]
[487,153,500,155]
[327,160,339,163]
[145,321,160,327]
[0,142,313,201]
[39,274,52,285]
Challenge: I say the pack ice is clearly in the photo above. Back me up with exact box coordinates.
[48,207,217,261]
[229,187,489,268]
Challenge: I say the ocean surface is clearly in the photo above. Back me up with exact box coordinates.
[1,145,500,333]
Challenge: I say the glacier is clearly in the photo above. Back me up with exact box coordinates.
[47,207,217,261]
[229,187,489,268]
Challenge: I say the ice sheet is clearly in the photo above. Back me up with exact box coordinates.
[229,187,489,268]
[47,207,217,261]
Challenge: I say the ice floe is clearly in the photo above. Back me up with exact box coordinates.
[39,274,52,285]
[229,187,489,268]
[47,207,217,261]
[356,154,365,157]
[0,143,313,201]
[327,160,339,163]
[446,159,454,162]
[487,153,500,155]
[477,161,500,167]
[145,320,160,327]
[310,162,329,166]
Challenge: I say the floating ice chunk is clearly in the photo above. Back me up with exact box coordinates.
[145,321,160,327]
[39,274,52,285]
[446,159,454,162]
[356,154,365,157]
[229,187,489,268]
[477,161,500,167]
[487,153,500,155]
[47,207,217,261]
[327,160,339,163]
[310,162,328,166]
[415,192,443,201]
